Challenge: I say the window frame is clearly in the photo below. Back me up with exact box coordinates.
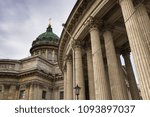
[0,85,3,92]
[19,90,25,99]
[59,91,64,100]
[42,90,47,99]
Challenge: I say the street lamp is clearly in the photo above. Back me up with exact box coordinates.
[74,84,81,100]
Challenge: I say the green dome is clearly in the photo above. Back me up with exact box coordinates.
[32,25,59,46]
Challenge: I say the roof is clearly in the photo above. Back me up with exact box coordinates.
[32,25,59,47]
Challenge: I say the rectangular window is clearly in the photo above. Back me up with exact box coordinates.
[42,91,46,99]
[0,86,2,92]
[60,91,64,100]
[19,90,25,99]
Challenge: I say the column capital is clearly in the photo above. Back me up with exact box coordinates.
[65,54,72,62]
[25,83,31,88]
[72,40,82,49]
[89,16,103,30]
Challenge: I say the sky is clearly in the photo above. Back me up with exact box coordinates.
[0,0,76,59]
[0,0,139,81]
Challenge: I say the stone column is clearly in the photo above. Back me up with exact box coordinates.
[66,55,73,100]
[46,49,48,59]
[37,84,41,99]
[122,51,140,99]
[52,50,55,62]
[89,18,111,100]
[103,29,128,99]
[46,88,51,100]
[15,85,20,99]
[73,42,85,100]
[3,84,10,99]
[29,84,34,100]
[25,84,30,100]
[119,0,150,99]
[86,46,95,100]
[63,66,67,100]
[33,83,38,100]
[136,3,150,51]
[8,84,16,100]
[29,83,38,100]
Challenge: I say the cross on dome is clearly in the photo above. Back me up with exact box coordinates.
[49,18,52,26]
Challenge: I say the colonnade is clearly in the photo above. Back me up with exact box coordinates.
[63,0,150,100]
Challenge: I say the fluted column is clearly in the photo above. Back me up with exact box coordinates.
[29,83,38,100]
[74,42,85,100]
[29,84,34,100]
[86,46,95,100]
[29,82,40,100]
[63,67,67,100]
[36,83,41,100]
[119,0,150,99]
[136,3,150,51]
[104,29,128,99]
[34,82,40,100]
[122,51,140,99]
[89,18,111,100]
[66,55,73,100]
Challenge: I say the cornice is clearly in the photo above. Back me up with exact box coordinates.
[19,68,52,79]
[58,0,94,70]
[0,72,18,78]
[19,80,53,89]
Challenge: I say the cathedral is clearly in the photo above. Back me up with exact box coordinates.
[1,0,150,100]
[59,0,149,100]
[0,24,63,100]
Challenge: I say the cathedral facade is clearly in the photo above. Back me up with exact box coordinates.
[58,0,150,100]
[0,25,63,100]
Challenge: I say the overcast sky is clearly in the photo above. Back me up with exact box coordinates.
[0,0,76,59]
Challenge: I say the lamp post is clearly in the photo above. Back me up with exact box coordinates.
[74,84,81,100]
